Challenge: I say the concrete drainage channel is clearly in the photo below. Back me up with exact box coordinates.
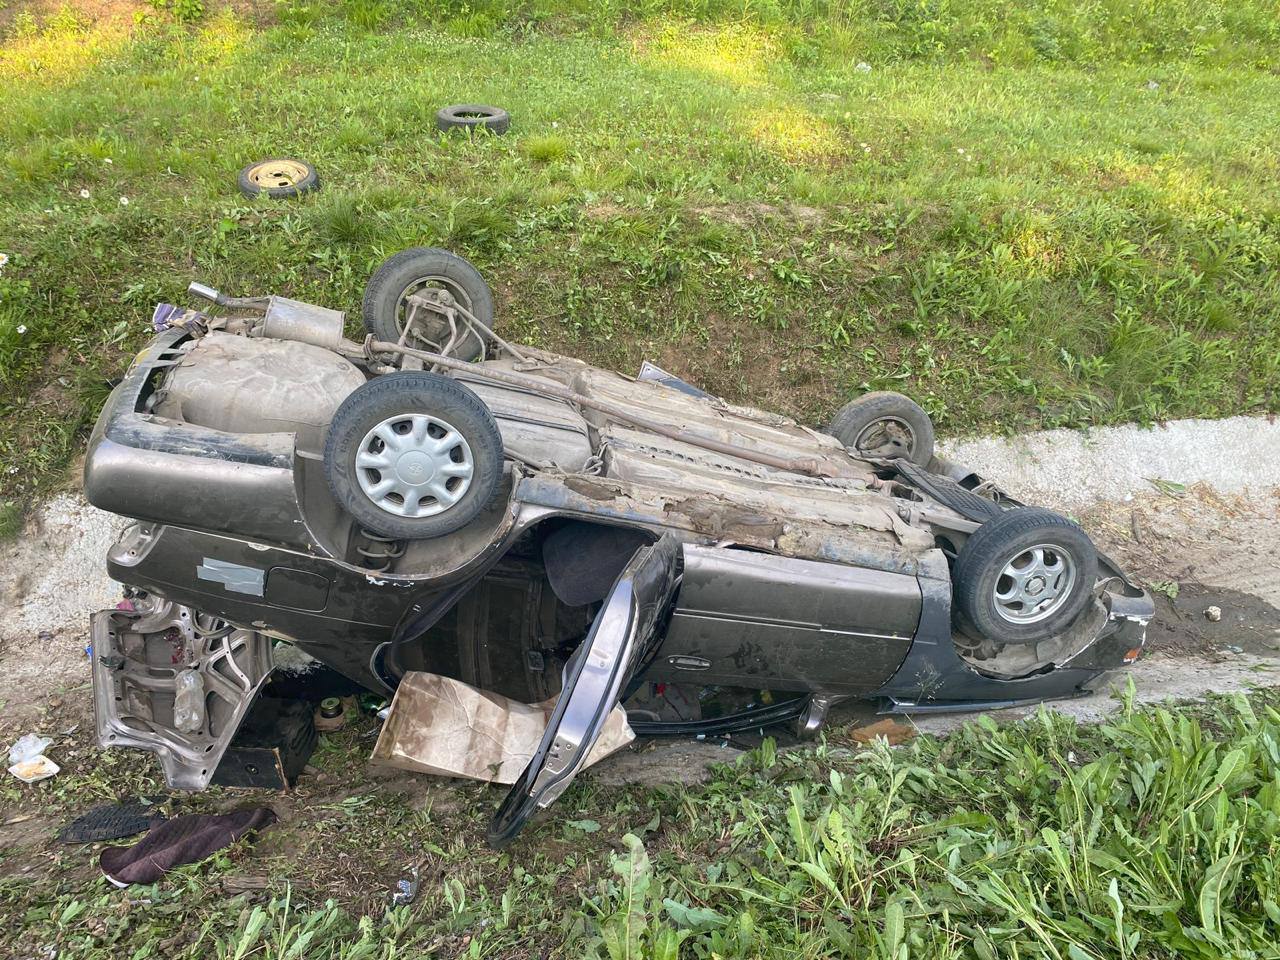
[2,413,1278,771]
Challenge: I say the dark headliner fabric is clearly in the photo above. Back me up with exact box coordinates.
[542,523,653,607]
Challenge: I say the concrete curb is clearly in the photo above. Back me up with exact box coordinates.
[939,414,1280,512]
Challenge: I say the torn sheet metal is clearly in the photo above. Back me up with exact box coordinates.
[371,672,633,784]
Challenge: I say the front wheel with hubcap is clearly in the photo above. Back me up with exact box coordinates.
[826,392,935,466]
[324,372,504,540]
[953,507,1098,645]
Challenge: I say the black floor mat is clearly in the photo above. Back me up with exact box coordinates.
[59,800,167,845]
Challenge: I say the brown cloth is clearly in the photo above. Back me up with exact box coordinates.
[99,807,276,887]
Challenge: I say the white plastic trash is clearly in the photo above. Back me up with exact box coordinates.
[8,733,52,765]
[9,755,60,784]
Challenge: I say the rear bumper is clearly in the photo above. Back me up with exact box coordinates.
[83,329,316,550]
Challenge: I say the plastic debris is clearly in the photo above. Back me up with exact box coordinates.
[173,669,206,733]
[9,734,53,766]
[391,865,420,907]
[10,755,60,784]
[854,62,872,72]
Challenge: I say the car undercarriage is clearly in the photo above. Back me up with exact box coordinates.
[84,248,1154,842]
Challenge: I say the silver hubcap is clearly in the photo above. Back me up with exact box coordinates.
[355,414,474,518]
[855,416,916,459]
[993,544,1076,624]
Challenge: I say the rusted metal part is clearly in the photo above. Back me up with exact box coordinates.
[361,339,850,480]
[405,291,532,364]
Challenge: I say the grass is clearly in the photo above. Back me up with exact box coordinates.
[0,0,1278,524]
[6,686,1280,957]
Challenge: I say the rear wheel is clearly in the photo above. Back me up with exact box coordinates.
[362,248,495,362]
[828,392,934,466]
[953,508,1098,645]
[323,372,504,540]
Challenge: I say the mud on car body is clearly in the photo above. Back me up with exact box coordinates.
[85,248,1153,842]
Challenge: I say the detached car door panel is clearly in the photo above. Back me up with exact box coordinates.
[646,544,920,695]
[488,533,682,847]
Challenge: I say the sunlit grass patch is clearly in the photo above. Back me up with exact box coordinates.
[748,106,846,165]
[631,19,779,86]
[0,15,130,83]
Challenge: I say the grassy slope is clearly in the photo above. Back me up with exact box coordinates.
[5,689,1280,957]
[1,1,1279,527]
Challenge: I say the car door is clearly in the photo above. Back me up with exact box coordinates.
[488,533,682,847]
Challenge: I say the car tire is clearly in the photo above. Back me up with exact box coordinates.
[828,392,935,465]
[323,372,504,540]
[362,247,495,362]
[237,158,320,199]
[436,104,510,136]
[953,508,1098,645]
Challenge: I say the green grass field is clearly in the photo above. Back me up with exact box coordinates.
[1,0,1279,529]
[6,688,1280,958]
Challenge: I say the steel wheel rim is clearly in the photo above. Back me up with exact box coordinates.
[246,160,309,189]
[993,543,1077,624]
[355,413,474,518]
[854,416,917,459]
[394,275,475,349]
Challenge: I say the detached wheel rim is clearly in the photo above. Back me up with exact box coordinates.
[854,416,917,459]
[395,275,474,348]
[993,543,1077,624]
[355,413,474,518]
[245,159,310,189]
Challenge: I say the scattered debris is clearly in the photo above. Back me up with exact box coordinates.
[372,672,633,784]
[99,807,276,887]
[854,62,872,72]
[60,800,166,844]
[391,865,420,907]
[1146,79,1160,90]
[9,755,59,784]
[1205,605,1223,622]
[314,697,350,732]
[436,104,510,135]
[272,643,321,675]
[848,718,916,746]
[8,734,57,783]
[1147,477,1187,498]
[237,158,320,199]
[9,734,52,765]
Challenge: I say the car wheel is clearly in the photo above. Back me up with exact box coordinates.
[827,392,935,465]
[953,508,1098,645]
[362,247,495,362]
[436,104,510,135]
[323,372,504,540]
[237,158,320,199]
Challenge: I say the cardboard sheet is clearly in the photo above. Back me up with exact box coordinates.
[371,671,634,784]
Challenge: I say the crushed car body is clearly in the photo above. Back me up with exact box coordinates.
[85,248,1154,843]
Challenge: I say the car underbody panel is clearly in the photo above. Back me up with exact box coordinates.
[81,267,1155,823]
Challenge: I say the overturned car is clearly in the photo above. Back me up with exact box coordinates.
[85,248,1153,843]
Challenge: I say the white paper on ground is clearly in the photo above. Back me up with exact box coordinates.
[371,671,634,784]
